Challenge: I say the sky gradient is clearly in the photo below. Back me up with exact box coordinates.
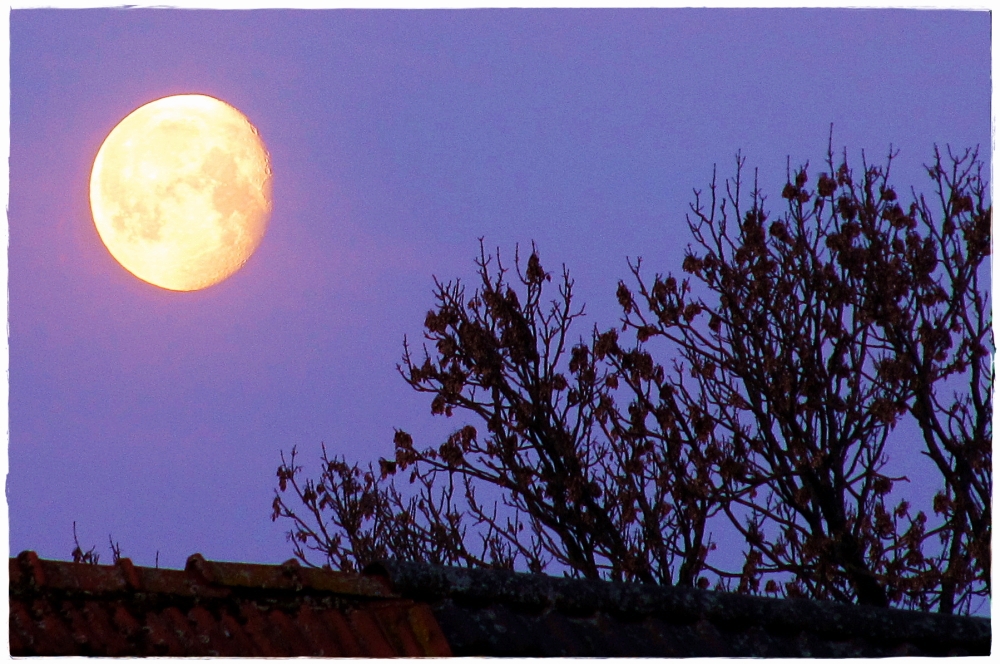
[8,8,991,569]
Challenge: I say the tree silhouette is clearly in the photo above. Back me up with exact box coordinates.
[274,142,990,614]
[274,245,714,583]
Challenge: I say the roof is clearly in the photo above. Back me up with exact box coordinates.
[369,559,991,657]
[9,550,451,656]
[10,550,991,657]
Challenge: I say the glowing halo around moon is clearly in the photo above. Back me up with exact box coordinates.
[89,94,273,291]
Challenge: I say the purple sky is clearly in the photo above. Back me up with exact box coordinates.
[9,8,991,570]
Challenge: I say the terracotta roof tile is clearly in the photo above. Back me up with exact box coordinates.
[404,601,453,656]
[8,601,39,653]
[142,606,187,656]
[290,603,343,656]
[9,551,450,657]
[318,605,367,656]
[375,601,439,656]
[30,598,78,655]
[79,599,129,655]
[218,609,258,655]
[184,604,229,656]
[10,551,988,657]
[344,604,399,657]
[110,605,142,642]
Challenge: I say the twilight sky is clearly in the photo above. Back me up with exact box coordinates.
[8,8,991,569]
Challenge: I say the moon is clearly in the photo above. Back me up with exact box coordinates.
[89,94,272,291]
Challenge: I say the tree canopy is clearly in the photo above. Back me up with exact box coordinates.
[274,141,991,615]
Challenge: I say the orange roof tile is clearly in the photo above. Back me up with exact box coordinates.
[9,551,451,657]
[9,551,990,657]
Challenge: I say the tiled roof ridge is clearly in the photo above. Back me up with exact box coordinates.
[11,550,393,599]
[366,559,991,651]
[9,552,990,657]
[9,551,450,657]
[10,551,990,656]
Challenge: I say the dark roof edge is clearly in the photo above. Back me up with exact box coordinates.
[11,550,395,599]
[365,559,990,649]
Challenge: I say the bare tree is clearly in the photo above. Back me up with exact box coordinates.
[861,146,990,613]
[275,242,717,583]
[70,522,123,565]
[273,142,990,614]
[273,444,494,572]
[616,142,989,611]
[71,521,101,565]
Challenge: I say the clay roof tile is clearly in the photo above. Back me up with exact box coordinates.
[9,551,989,657]
[9,551,449,657]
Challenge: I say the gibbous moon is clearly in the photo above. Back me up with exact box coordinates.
[90,94,272,291]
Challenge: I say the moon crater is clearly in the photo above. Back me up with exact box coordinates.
[90,94,272,291]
